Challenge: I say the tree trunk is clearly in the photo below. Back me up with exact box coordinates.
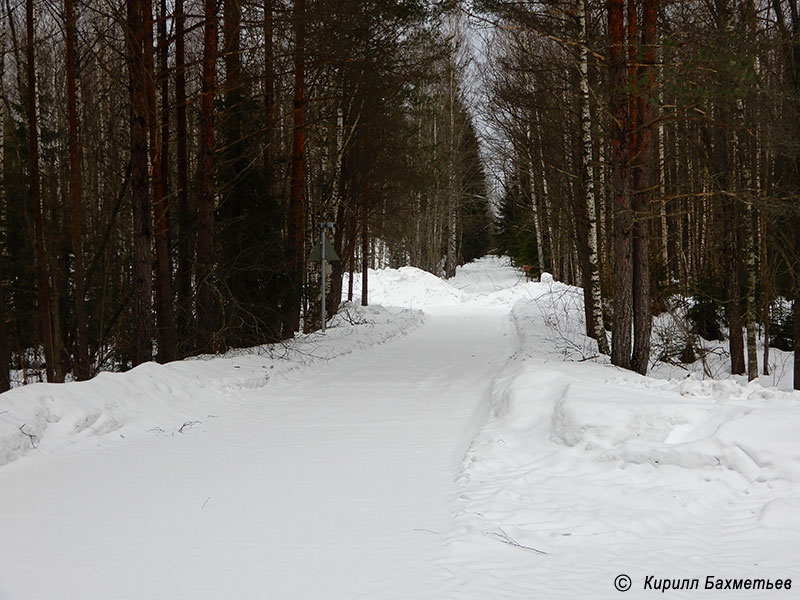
[794,288,800,390]
[264,0,274,184]
[286,0,307,333]
[657,43,669,283]
[196,0,217,351]
[527,128,545,276]
[158,0,170,202]
[0,44,8,391]
[609,0,632,369]
[361,195,369,306]
[794,225,800,390]
[348,212,356,302]
[744,199,758,381]
[158,0,171,281]
[174,0,191,350]
[327,106,346,320]
[26,0,58,381]
[143,0,176,363]
[762,300,771,376]
[65,0,88,379]
[223,0,242,163]
[0,273,10,391]
[631,0,657,375]
[726,223,746,375]
[127,0,153,366]
[534,112,555,275]
[579,0,609,355]
[445,59,458,279]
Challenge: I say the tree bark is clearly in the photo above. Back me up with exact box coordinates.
[726,217,746,375]
[0,270,10,391]
[348,211,356,302]
[361,202,369,306]
[445,57,458,279]
[196,0,217,350]
[158,0,170,202]
[526,128,545,276]
[65,0,88,379]
[143,0,177,362]
[286,0,307,333]
[26,0,58,381]
[744,199,758,381]
[327,106,346,320]
[794,225,800,390]
[223,0,242,173]
[127,0,153,366]
[535,111,555,275]
[631,0,657,375]
[0,39,8,391]
[174,0,191,349]
[264,0,274,184]
[579,0,609,355]
[609,0,632,369]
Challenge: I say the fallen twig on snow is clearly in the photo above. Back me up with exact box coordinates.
[19,424,37,448]
[486,528,547,555]
[178,420,202,434]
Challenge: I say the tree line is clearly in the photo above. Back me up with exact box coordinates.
[0,0,491,389]
[483,0,800,388]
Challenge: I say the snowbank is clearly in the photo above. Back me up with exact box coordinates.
[0,303,422,468]
[446,275,800,598]
[345,265,465,308]
[345,256,556,311]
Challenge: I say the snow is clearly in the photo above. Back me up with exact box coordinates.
[0,303,423,469]
[443,275,800,598]
[647,299,799,391]
[1,256,799,599]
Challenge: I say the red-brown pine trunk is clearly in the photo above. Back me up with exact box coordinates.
[65,0,89,380]
[223,0,242,164]
[286,0,306,333]
[125,0,153,365]
[127,0,153,366]
[174,0,191,347]
[196,0,217,350]
[264,0,274,182]
[158,0,170,201]
[631,0,658,374]
[609,0,632,369]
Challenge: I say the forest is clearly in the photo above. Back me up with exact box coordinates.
[0,0,491,388]
[1,0,800,390]
[481,0,800,387]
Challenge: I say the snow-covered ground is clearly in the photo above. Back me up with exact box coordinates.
[1,256,798,599]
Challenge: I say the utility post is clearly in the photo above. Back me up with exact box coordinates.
[308,221,339,332]
[320,222,334,332]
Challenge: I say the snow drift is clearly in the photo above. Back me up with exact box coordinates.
[0,303,422,468]
[445,274,800,599]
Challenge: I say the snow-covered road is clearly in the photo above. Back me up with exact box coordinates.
[3,256,799,599]
[0,302,518,598]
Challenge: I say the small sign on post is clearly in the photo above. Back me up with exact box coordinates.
[308,222,338,332]
[308,235,340,262]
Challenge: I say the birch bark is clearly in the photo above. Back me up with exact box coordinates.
[579,0,609,354]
